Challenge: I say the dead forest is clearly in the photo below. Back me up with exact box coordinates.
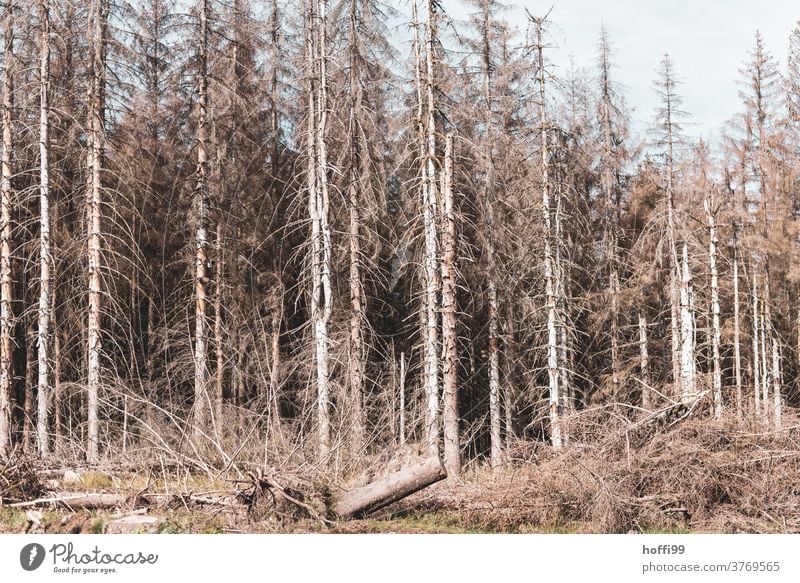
[1,0,800,533]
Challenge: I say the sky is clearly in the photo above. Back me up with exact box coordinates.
[436,0,799,140]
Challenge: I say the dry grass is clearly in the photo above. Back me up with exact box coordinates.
[384,412,800,533]
[4,409,799,533]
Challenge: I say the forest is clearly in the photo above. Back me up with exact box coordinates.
[0,0,799,534]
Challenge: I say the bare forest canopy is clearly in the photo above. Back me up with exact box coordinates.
[0,0,799,487]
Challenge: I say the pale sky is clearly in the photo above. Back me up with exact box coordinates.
[438,0,799,140]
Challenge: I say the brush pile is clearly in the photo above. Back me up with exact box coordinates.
[407,413,800,533]
[0,451,45,504]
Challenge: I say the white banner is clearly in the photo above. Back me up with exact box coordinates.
[1,534,797,582]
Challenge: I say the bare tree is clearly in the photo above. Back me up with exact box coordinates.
[653,54,683,396]
[192,0,211,437]
[530,12,562,448]
[418,0,441,457]
[441,132,459,476]
[36,0,52,455]
[305,0,333,460]
[705,191,722,418]
[0,0,14,457]
[86,0,108,462]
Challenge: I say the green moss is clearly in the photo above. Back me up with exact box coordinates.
[0,508,29,532]
[158,521,180,534]
[80,472,114,489]
[90,519,105,534]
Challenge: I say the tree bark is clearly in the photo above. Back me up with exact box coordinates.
[399,351,406,445]
[53,287,62,453]
[0,0,14,457]
[760,283,770,421]
[86,0,107,462]
[705,195,722,418]
[733,241,742,419]
[679,244,695,402]
[346,0,365,453]
[420,0,440,457]
[440,133,459,477]
[532,16,562,448]
[214,220,224,430]
[332,456,446,518]
[23,319,34,452]
[306,0,332,460]
[599,39,620,395]
[192,0,210,438]
[480,0,502,471]
[639,312,650,410]
[36,0,51,457]
[772,338,782,430]
[752,268,761,416]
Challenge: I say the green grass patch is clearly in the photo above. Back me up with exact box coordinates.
[79,472,114,489]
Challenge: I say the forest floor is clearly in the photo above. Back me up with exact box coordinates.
[2,412,799,534]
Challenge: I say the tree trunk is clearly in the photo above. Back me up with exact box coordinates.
[192,0,210,438]
[533,16,562,448]
[346,0,365,453]
[36,0,51,457]
[440,133,459,477]
[420,0,441,457]
[23,320,34,452]
[86,0,107,463]
[214,221,224,431]
[679,244,695,402]
[399,351,406,445]
[705,196,722,418]
[306,0,332,460]
[638,312,650,410]
[662,67,680,395]
[504,313,515,449]
[481,0,502,470]
[332,456,446,518]
[772,338,782,430]
[733,241,742,419]
[53,287,62,453]
[760,286,769,421]
[0,0,13,457]
[752,268,761,416]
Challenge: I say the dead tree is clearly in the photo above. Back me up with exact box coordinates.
[345,0,365,452]
[732,234,742,418]
[86,0,108,462]
[440,133,459,476]
[192,0,211,437]
[36,0,52,456]
[530,13,562,448]
[638,312,650,409]
[306,0,333,460]
[679,244,695,401]
[415,0,441,457]
[332,456,446,518]
[598,30,621,395]
[0,0,14,457]
[654,54,682,395]
[704,190,722,418]
[752,267,761,416]
[478,0,502,469]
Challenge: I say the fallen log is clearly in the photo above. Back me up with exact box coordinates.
[332,456,446,519]
[9,492,129,509]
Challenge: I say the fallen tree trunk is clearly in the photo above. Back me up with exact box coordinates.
[332,456,446,519]
[9,492,128,509]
